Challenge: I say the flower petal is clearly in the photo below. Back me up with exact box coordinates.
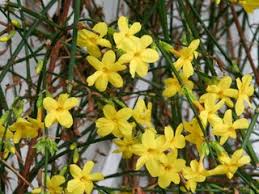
[64,97,79,110]
[103,104,117,119]
[118,16,129,32]
[67,179,85,194]
[95,74,108,92]
[87,56,104,70]
[87,71,103,86]
[108,72,123,88]
[129,22,141,34]
[140,48,159,63]
[43,97,58,112]
[83,161,94,175]
[92,22,107,37]
[140,35,153,48]
[70,164,82,178]
[102,50,116,65]
[57,110,73,128]
[44,112,57,128]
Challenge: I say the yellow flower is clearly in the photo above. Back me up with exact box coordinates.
[171,39,200,77]
[212,109,249,145]
[198,94,224,126]
[96,104,133,138]
[67,161,104,194]
[86,50,126,92]
[200,76,238,107]
[209,149,250,179]
[163,124,185,151]
[132,98,152,128]
[132,130,166,177]
[183,157,208,193]
[183,118,205,153]
[113,133,138,159]
[113,16,141,49]
[232,0,259,13]
[119,35,159,78]
[9,117,43,144]
[77,22,111,58]
[235,74,254,116]
[157,152,186,188]
[43,93,79,128]
[162,73,193,98]
[32,175,65,194]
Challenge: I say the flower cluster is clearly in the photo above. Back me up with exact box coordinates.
[77,16,159,92]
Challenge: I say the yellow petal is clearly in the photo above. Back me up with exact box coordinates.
[44,112,57,128]
[140,35,153,48]
[235,97,244,116]
[96,38,111,48]
[50,175,65,186]
[146,159,160,177]
[233,118,249,129]
[13,129,22,144]
[92,22,107,37]
[108,72,123,88]
[43,97,58,112]
[95,74,108,91]
[136,156,147,170]
[88,45,102,58]
[70,164,82,178]
[116,108,132,120]
[223,109,233,125]
[158,175,171,188]
[118,16,129,32]
[57,110,73,128]
[140,48,159,63]
[87,56,104,70]
[96,118,115,136]
[89,172,104,181]
[64,97,79,110]
[102,50,116,65]
[129,59,138,78]
[136,61,148,77]
[67,179,85,194]
[129,22,141,34]
[87,71,103,86]
[103,104,117,119]
[83,161,94,175]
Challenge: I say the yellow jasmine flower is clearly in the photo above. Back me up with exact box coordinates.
[86,50,126,92]
[119,35,159,78]
[157,152,186,188]
[132,130,166,177]
[77,22,111,58]
[96,104,133,138]
[113,16,141,49]
[198,94,224,126]
[209,149,250,179]
[32,175,65,194]
[43,93,79,128]
[183,157,208,192]
[235,74,254,116]
[200,76,238,107]
[212,110,249,145]
[9,117,43,144]
[183,118,205,153]
[113,133,138,159]
[171,39,200,77]
[132,98,152,128]
[67,161,104,194]
[163,124,185,151]
[162,73,193,98]
[232,0,259,13]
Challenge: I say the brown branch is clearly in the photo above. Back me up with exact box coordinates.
[0,159,33,189]
[230,5,259,85]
